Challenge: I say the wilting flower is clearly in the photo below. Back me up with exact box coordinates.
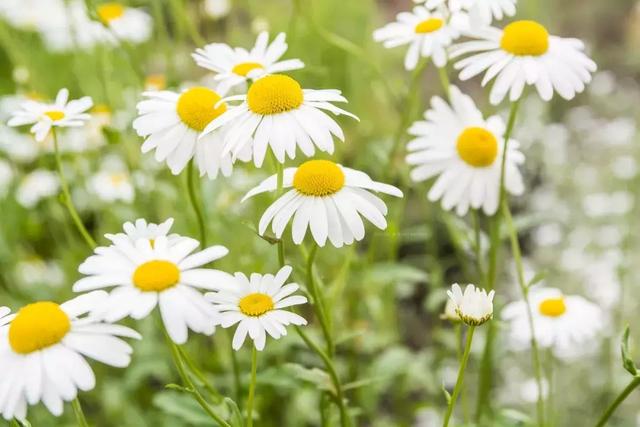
[447,283,494,326]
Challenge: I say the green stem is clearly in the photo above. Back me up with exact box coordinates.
[51,129,97,249]
[186,160,207,246]
[72,397,89,427]
[246,347,258,427]
[498,100,521,206]
[443,326,476,427]
[438,66,451,100]
[595,377,640,427]
[275,162,285,266]
[177,346,222,401]
[305,244,334,357]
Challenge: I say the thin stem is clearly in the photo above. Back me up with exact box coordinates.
[305,244,334,356]
[246,347,258,427]
[177,346,222,401]
[438,66,451,100]
[51,129,97,249]
[72,397,89,427]
[275,162,285,266]
[186,160,207,246]
[498,99,521,206]
[595,376,640,427]
[443,326,476,427]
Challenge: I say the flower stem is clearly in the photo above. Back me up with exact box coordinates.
[595,376,640,427]
[275,161,285,266]
[186,160,207,247]
[246,347,258,427]
[443,326,476,427]
[437,66,451,100]
[51,129,97,250]
[71,397,89,427]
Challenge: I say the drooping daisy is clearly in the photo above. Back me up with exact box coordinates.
[7,88,93,142]
[105,217,178,244]
[373,6,461,70]
[73,228,236,344]
[502,287,606,358]
[133,86,242,177]
[451,20,597,105]
[205,265,308,351]
[200,74,358,167]
[242,159,403,247]
[95,2,152,44]
[416,0,516,27]
[0,291,140,421]
[447,283,494,326]
[192,32,304,93]
[405,85,524,216]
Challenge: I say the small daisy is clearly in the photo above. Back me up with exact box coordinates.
[502,287,605,358]
[105,217,178,244]
[96,2,152,44]
[0,291,140,421]
[200,74,358,167]
[447,283,494,326]
[73,227,236,344]
[416,0,516,27]
[192,32,304,93]
[15,169,59,208]
[88,169,134,203]
[451,20,597,105]
[373,6,461,70]
[242,159,403,247]
[405,85,524,216]
[206,265,307,351]
[7,88,93,142]
[133,86,240,177]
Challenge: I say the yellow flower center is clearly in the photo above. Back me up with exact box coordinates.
[247,74,304,115]
[9,302,71,354]
[456,127,498,167]
[145,74,166,91]
[293,160,345,196]
[415,18,444,34]
[500,20,550,56]
[239,293,274,317]
[110,173,127,186]
[45,110,65,121]
[92,104,111,114]
[132,260,180,292]
[538,297,566,317]
[232,62,264,77]
[176,87,227,132]
[97,3,125,24]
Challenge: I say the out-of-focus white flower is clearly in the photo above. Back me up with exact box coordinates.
[416,0,516,27]
[440,298,460,322]
[105,218,178,244]
[519,378,549,403]
[96,2,152,44]
[204,0,231,19]
[447,283,494,326]
[88,168,134,203]
[0,126,39,163]
[0,159,14,197]
[588,71,616,97]
[582,191,634,218]
[532,223,563,247]
[15,170,59,208]
[612,155,638,180]
[0,0,66,32]
[15,257,65,288]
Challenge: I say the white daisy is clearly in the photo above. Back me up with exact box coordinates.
[373,6,461,70]
[242,159,403,248]
[451,20,597,105]
[405,85,524,216]
[72,229,236,344]
[192,32,304,94]
[416,0,516,27]
[88,169,134,203]
[7,88,93,142]
[447,283,494,326]
[200,74,358,167]
[205,265,307,351]
[105,217,178,244]
[0,291,140,421]
[133,86,241,177]
[502,287,606,358]
[96,2,152,44]
[15,169,59,208]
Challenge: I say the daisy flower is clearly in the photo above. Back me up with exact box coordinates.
[88,169,134,203]
[451,20,597,105]
[0,292,140,421]
[105,217,177,244]
[416,0,516,27]
[192,32,304,93]
[447,283,494,326]
[7,88,93,142]
[502,287,606,358]
[242,159,403,247]
[133,86,240,177]
[405,85,524,216]
[200,74,358,167]
[206,265,307,351]
[373,6,461,70]
[96,2,152,44]
[73,227,236,344]
[15,169,59,208]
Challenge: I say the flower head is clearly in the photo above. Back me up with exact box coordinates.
[96,2,152,44]
[447,283,494,326]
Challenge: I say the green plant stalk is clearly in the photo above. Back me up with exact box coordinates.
[51,129,97,249]
[438,66,451,100]
[177,346,222,401]
[306,244,335,357]
[186,161,207,246]
[595,377,640,427]
[276,161,285,266]
[443,326,476,427]
[72,397,89,427]
[246,347,258,427]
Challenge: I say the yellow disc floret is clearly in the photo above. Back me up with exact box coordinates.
[239,293,274,317]
[176,87,227,132]
[456,127,499,168]
[9,302,71,354]
[232,62,264,77]
[500,20,549,56]
[293,160,345,196]
[538,297,566,317]
[247,74,303,115]
[45,110,65,121]
[415,18,444,34]
[133,260,180,292]
[97,3,125,24]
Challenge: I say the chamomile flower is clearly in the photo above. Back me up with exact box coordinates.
[0,291,140,421]
[447,283,494,326]
[242,159,403,247]
[405,85,524,216]
[502,287,606,358]
[133,87,240,177]
[105,218,178,244]
[451,20,597,105]
[192,32,304,93]
[205,265,307,351]
[416,0,516,27]
[7,88,93,142]
[373,6,461,70]
[200,74,358,167]
[15,170,59,208]
[96,2,152,44]
[88,169,135,203]
[73,228,235,344]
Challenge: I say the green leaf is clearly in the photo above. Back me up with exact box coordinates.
[102,126,122,145]
[224,398,244,427]
[527,270,548,288]
[283,363,334,394]
[441,381,451,405]
[621,326,637,376]
[165,383,193,393]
